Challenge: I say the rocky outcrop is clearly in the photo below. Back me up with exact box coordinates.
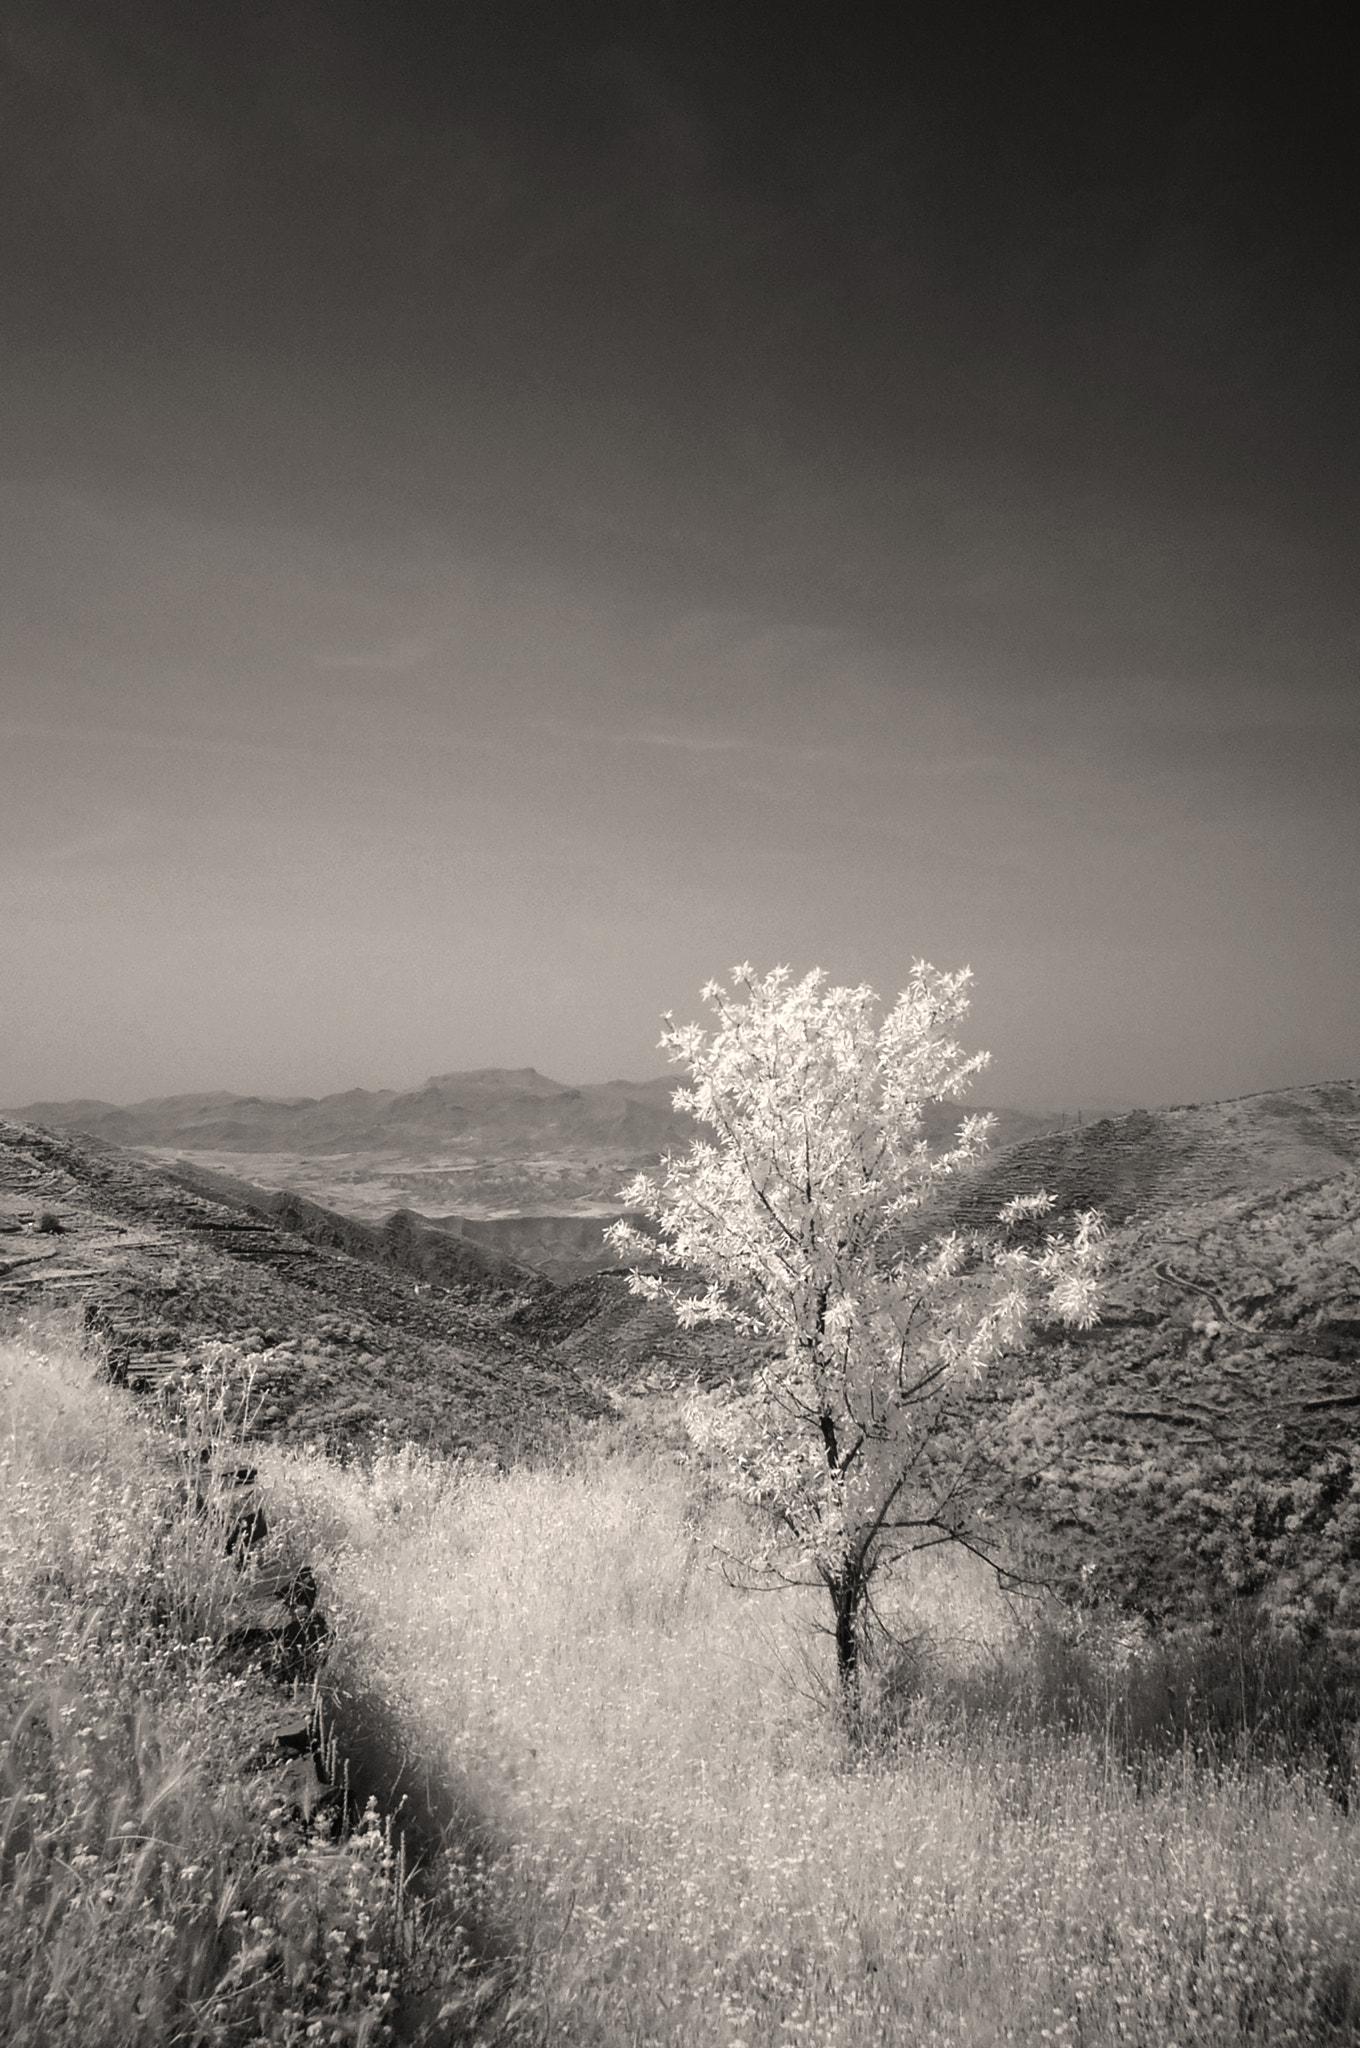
[184,1451,329,1675]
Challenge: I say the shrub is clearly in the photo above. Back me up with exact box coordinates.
[854,1581,1359,1804]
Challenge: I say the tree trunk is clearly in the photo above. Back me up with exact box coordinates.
[829,1558,866,1697]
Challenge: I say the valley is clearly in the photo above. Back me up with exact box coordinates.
[7,1066,1068,1278]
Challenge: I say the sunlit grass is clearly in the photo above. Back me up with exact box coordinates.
[272,1427,1360,2046]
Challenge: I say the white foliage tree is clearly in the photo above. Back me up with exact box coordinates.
[606,963,1105,1691]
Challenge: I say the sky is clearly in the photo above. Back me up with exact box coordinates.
[2,0,1356,1114]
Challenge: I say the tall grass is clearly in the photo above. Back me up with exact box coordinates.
[0,1315,423,2046]
[272,1427,1360,2046]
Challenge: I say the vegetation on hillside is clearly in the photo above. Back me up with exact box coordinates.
[0,1318,484,2046]
[274,1411,1360,2046]
[989,1170,1360,1638]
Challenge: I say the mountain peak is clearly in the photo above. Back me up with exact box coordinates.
[419,1068,569,1097]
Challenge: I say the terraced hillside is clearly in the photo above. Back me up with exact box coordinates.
[0,1118,759,1445]
[0,1118,606,1458]
[945,1085,1360,1629]
[945,1082,1360,1230]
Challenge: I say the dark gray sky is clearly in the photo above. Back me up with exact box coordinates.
[2,1,1356,1110]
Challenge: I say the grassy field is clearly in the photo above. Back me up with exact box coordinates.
[6,1320,1360,2045]
[275,1420,1360,2046]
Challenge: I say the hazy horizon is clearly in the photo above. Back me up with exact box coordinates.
[3,5,1356,1114]
[4,1060,1154,1123]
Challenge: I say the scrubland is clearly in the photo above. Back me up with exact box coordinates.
[5,1320,1360,2045]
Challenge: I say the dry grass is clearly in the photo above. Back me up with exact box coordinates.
[0,1315,421,2047]
[270,1428,1360,2046]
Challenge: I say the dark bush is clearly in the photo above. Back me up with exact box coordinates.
[869,1602,1360,1803]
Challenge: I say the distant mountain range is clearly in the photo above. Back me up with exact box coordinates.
[8,1069,1074,1161]
[50,1068,1355,1285]
[7,1070,704,1160]
[5,1071,1071,1259]
[6,1071,1065,1276]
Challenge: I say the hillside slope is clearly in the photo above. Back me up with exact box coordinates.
[934,1084,1360,1627]
[7,1083,1359,1639]
[0,1118,607,1457]
[159,1156,548,1293]
[943,1083,1360,1231]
